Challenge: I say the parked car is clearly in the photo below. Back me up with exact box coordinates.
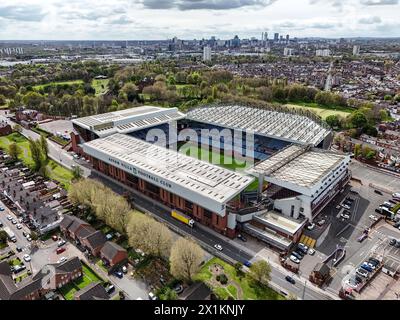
[173,284,184,294]
[357,233,368,242]
[0,206,4,211]
[105,285,115,294]
[6,215,12,221]
[297,243,308,254]
[369,215,378,221]
[57,240,66,247]
[389,238,397,246]
[23,254,31,262]
[356,267,369,278]
[57,257,67,264]
[392,192,400,198]
[289,255,300,264]
[340,213,350,219]
[0,221,3,228]
[341,204,351,210]
[291,251,303,260]
[244,261,252,268]
[52,235,58,241]
[148,292,158,300]
[374,190,383,195]
[122,265,128,274]
[214,244,223,251]
[56,247,66,255]
[316,219,325,226]
[360,262,373,273]
[368,258,380,267]
[11,219,17,225]
[16,224,22,230]
[285,276,296,284]
[114,270,123,279]
[16,246,23,253]
[308,248,316,255]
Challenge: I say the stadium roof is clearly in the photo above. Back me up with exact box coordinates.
[186,105,331,146]
[83,133,254,215]
[72,106,185,137]
[247,144,349,194]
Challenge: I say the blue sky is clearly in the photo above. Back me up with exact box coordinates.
[0,0,399,40]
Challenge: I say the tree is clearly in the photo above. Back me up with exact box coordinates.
[121,83,138,102]
[158,287,178,300]
[126,213,172,257]
[354,144,362,158]
[72,165,83,180]
[169,237,204,282]
[8,143,20,161]
[39,135,49,161]
[246,260,271,287]
[325,115,340,128]
[28,138,44,172]
[0,230,7,244]
[351,112,368,128]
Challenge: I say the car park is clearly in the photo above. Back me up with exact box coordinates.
[285,276,296,284]
[290,255,300,264]
[214,244,223,251]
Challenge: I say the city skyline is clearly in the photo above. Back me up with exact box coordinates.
[0,0,399,40]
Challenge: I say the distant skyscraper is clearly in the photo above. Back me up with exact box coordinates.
[283,47,294,56]
[316,49,331,57]
[231,35,240,47]
[353,45,360,56]
[274,33,279,42]
[286,34,290,43]
[203,46,212,61]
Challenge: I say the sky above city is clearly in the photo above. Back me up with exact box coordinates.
[0,0,399,40]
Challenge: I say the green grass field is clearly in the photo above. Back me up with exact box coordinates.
[195,258,284,300]
[60,264,104,300]
[91,78,109,96]
[0,133,73,189]
[284,102,352,120]
[32,80,84,91]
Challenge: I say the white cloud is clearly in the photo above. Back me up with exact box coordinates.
[0,0,398,39]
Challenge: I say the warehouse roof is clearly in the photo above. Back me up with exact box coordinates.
[186,105,331,146]
[72,106,185,137]
[248,144,348,190]
[83,134,254,213]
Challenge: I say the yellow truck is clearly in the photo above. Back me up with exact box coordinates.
[171,210,195,228]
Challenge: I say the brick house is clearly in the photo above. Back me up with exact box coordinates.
[0,122,12,136]
[60,215,92,241]
[74,282,109,300]
[100,241,128,268]
[80,230,107,257]
[0,257,82,300]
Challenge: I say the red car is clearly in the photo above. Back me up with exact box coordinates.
[56,247,66,255]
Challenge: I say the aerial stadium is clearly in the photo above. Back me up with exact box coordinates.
[71,104,350,252]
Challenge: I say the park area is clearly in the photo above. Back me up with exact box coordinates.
[194,258,285,300]
[32,80,84,91]
[59,264,104,300]
[284,102,352,120]
[0,133,73,188]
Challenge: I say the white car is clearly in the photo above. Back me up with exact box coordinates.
[308,248,316,255]
[23,254,31,262]
[392,192,400,198]
[307,223,315,231]
[369,215,378,221]
[11,219,17,224]
[340,213,350,219]
[214,244,223,251]
[341,204,351,210]
[7,215,12,221]
[57,257,67,264]
[290,255,300,264]
[16,224,22,230]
